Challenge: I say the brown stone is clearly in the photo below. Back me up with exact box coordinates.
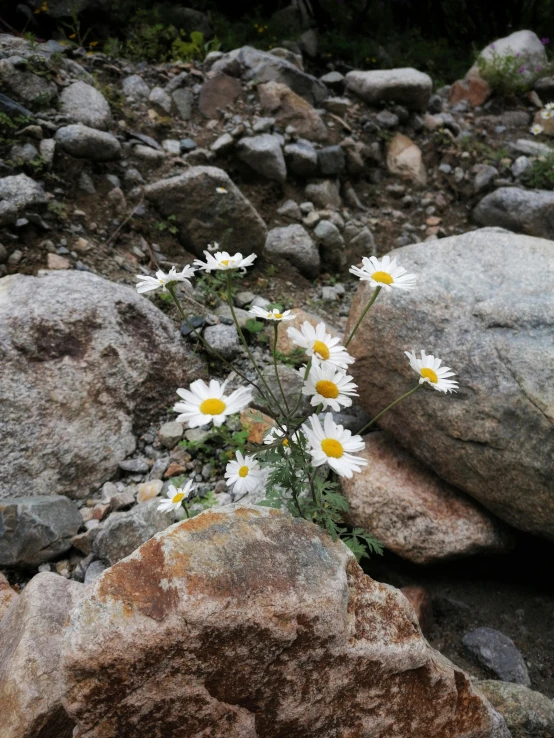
[387,133,427,187]
[198,75,242,118]
[401,585,433,635]
[426,216,442,226]
[341,432,514,564]
[258,81,328,142]
[275,307,341,356]
[0,571,17,622]
[449,66,492,107]
[534,109,554,135]
[240,407,275,444]
[47,253,71,269]
[0,572,82,738]
[61,506,509,738]
[164,461,188,478]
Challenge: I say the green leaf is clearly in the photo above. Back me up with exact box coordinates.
[244,318,265,333]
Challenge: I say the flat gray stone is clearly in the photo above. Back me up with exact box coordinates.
[55,124,121,161]
[473,187,554,239]
[122,74,150,100]
[346,68,432,112]
[284,139,318,176]
[172,88,194,119]
[0,496,81,566]
[203,323,241,359]
[93,498,175,566]
[463,628,530,686]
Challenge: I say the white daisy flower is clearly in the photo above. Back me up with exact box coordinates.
[405,350,459,393]
[193,250,257,272]
[225,451,264,494]
[302,413,367,479]
[174,379,252,428]
[249,306,295,321]
[541,109,553,120]
[349,255,417,291]
[263,424,304,454]
[546,102,554,111]
[531,123,544,136]
[287,321,354,370]
[157,480,195,512]
[136,265,195,294]
[216,187,228,194]
[302,364,358,412]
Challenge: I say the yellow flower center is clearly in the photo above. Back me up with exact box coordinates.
[313,340,330,361]
[315,380,339,399]
[282,438,289,446]
[273,313,283,319]
[321,438,344,458]
[420,367,438,384]
[238,465,249,478]
[371,271,394,285]
[200,398,226,415]
[220,259,229,266]
[171,492,185,504]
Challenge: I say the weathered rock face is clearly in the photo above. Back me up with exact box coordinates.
[345,228,554,539]
[212,46,328,105]
[0,496,82,567]
[0,271,204,500]
[143,166,267,257]
[449,66,492,107]
[258,81,328,142]
[474,680,554,738]
[341,432,514,564]
[473,187,554,239]
[0,58,57,107]
[0,572,82,738]
[345,68,432,111]
[61,506,508,738]
[479,30,547,74]
[0,173,46,211]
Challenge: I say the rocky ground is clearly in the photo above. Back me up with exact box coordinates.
[0,23,553,738]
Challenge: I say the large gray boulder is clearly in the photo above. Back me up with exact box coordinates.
[0,271,204,500]
[346,228,554,539]
[0,58,57,107]
[0,496,81,567]
[0,572,82,738]
[61,506,509,738]
[59,81,111,130]
[143,166,267,257]
[473,187,554,239]
[212,46,328,105]
[478,30,547,75]
[237,134,287,182]
[345,68,432,111]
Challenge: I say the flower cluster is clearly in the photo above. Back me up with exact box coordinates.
[136,240,458,557]
[531,102,554,136]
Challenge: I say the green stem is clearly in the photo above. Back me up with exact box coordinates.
[182,502,190,519]
[344,286,382,348]
[273,323,291,414]
[225,273,285,418]
[356,384,421,435]
[289,358,312,420]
